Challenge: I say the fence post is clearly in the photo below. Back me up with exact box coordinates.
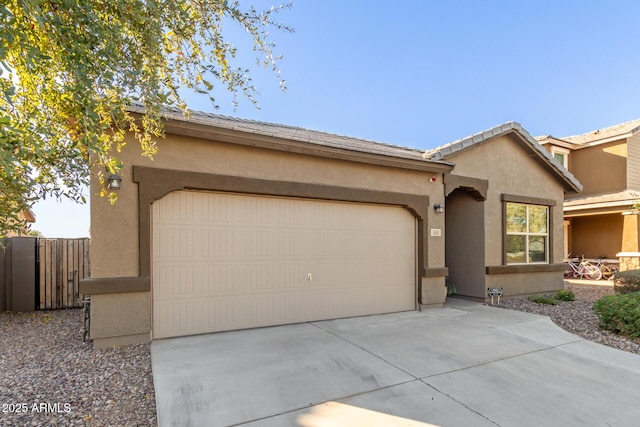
[38,239,45,309]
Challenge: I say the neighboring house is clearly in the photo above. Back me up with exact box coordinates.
[5,209,36,237]
[538,119,640,270]
[80,110,580,347]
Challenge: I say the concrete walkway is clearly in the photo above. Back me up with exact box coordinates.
[151,299,640,427]
[564,278,613,287]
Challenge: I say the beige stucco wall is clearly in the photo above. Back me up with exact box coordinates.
[89,167,139,278]
[91,132,446,279]
[89,292,151,347]
[421,276,446,308]
[88,126,449,344]
[444,134,567,298]
[621,213,640,253]
[570,213,625,259]
[486,271,561,298]
[446,134,566,265]
[571,140,627,198]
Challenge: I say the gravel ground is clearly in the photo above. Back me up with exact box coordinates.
[495,283,640,354]
[1,283,638,426]
[0,309,156,427]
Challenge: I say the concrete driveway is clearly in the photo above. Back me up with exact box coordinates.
[151,299,640,427]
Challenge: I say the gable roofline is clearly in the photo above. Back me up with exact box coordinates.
[20,208,35,223]
[127,103,454,173]
[535,135,577,150]
[559,118,640,148]
[424,121,583,193]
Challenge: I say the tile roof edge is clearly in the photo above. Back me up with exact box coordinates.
[127,102,452,165]
[560,118,640,144]
[423,121,520,160]
[423,121,582,193]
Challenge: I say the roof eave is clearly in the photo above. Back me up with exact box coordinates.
[132,105,454,174]
[536,137,577,150]
[560,119,640,147]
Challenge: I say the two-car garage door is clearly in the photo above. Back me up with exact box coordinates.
[152,191,416,339]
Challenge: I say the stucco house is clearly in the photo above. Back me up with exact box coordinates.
[80,109,581,347]
[538,119,640,270]
[424,122,582,300]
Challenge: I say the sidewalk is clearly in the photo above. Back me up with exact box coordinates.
[564,278,613,287]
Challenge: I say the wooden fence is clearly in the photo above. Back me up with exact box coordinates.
[38,238,90,309]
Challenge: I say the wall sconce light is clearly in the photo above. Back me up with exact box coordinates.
[433,203,444,214]
[107,174,122,190]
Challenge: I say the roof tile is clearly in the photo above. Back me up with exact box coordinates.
[128,102,453,166]
[560,119,640,145]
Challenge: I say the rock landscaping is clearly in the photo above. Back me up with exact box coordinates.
[0,309,156,426]
[496,283,640,354]
[1,282,638,426]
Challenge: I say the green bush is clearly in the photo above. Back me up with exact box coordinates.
[593,292,640,338]
[445,277,457,295]
[556,289,575,301]
[613,270,640,294]
[527,294,559,305]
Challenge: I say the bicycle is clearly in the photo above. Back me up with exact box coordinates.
[564,255,603,280]
[594,257,619,280]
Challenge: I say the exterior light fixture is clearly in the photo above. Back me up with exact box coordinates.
[433,203,444,214]
[107,174,122,190]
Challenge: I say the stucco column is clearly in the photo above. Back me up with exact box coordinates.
[618,212,640,271]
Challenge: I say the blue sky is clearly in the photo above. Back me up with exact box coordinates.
[33,0,640,237]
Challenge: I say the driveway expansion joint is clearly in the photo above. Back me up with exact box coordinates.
[309,321,420,380]
[419,339,585,381]
[230,379,422,426]
[420,380,503,427]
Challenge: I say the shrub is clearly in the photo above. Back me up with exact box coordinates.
[527,294,559,305]
[556,288,575,301]
[613,270,640,294]
[445,277,457,295]
[593,292,640,338]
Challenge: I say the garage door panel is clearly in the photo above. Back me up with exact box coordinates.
[155,225,413,261]
[154,258,413,299]
[153,230,413,264]
[154,284,416,337]
[155,264,235,297]
[153,191,416,339]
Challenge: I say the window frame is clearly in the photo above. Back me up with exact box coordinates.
[550,146,569,169]
[502,194,555,266]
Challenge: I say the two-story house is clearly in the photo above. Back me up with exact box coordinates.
[538,119,640,270]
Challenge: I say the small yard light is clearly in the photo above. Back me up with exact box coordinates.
[433,203,444,214]
[107,174,122,190]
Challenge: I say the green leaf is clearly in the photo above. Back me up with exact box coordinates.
[0,0,293,237]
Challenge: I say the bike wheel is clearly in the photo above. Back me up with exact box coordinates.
[600,265,614,280]
[584,265,602,281]
[564,266,574,278]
